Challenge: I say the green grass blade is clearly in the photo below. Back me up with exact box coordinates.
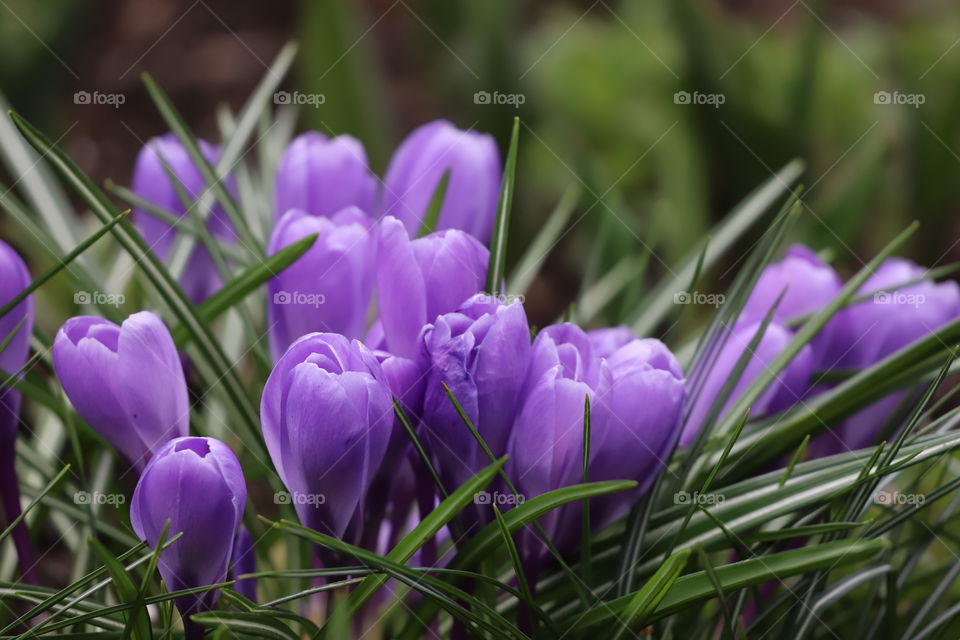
[168,233,318,347]
[612,548,691,639]
[0,210,129,321]
[417,169,450,237]
[508,183,579,296]
[486,117,520,295]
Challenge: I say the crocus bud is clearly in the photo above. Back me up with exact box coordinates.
[590,337,685,527]
[742,245,842,366]
[814,258,960,453]
[267,207,376,360]
[743,245,842,323]
[0,240,35,581]
[587,326,637,359]
[274,132,377,218]
[382,120,501,243]
[132,134,236,304]
[420,295,532,492]
[53,311,189,470]
[375,216,489,359]
[509,324,685,549]
[261,333,393,541]
[131,437,246,618]
[681,320,813,446]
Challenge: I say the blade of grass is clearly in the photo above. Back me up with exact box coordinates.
[487,116,520,295]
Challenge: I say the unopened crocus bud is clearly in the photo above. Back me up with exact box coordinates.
[375,216,489,359]
[509,324,685,549]
[267,207,376,360]
[590,337,685,527]
[53,311,189,470]
[420,295,532,492]
[274,132,377,219]
[0,240,35,581]
[261,333,393,541]
[131,437,246,620]
[814,258,960,453]
[681,321,813,446]
[132,134,236,304]
[382,120,501,243]
[741,245,842,366]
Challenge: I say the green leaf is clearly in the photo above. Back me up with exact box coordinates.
[486,116,520,295]
[169,232,318,346]
[573,538,888,629]
[190,612,301,640]
[88,537,151,640]
[343,456,506,615]
[507,183,578,296]
[0,209,130,321]
[613,548,691,638]
[417,169,451,237]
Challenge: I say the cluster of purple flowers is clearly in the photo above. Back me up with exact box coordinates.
[1,119,957,630]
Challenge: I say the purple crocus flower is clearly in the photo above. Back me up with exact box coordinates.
[813,258,960,453]
[375,216,489,359]
[52,311,189,471]
[419,295,532,493]
[132,134,237,304]
[267,207,376,360]
[681,321,813,446]
[274,132,377,218]
[261,333,393,542]
[741,244,842,366]
[508,324,685,550]
[131,436,246,623]
[0,240,35,581]
[382,120,501,243]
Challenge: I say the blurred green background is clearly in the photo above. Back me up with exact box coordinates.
[3,0,960,328]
